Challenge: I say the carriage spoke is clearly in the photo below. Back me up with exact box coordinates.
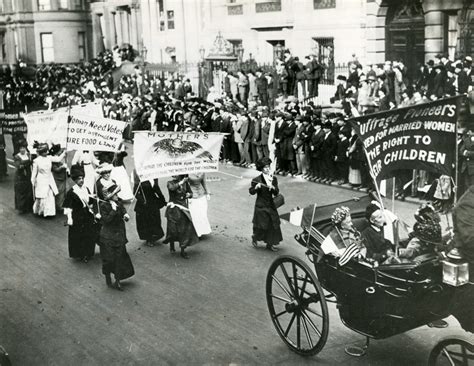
[284,313,297,337]
[305,306,323,319]
[296,313,301,349]
[298,274,309,301]
[442,348,457,366]
[280,264,297,297]
[301,310,322,337]
[270,293,291,303]
[292,263,299,298]
[272,275,293,299]
[273,309,288,320]
[301,313,314,349]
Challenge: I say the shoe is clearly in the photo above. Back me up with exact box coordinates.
[266,245,279,252]
[145,240,155,247]
[82,256,89,263]
[251,235,258,248]
[105,274,112,287]
[114,280,123,291]
[170,242,176,253]
[180,249,189,259]
[281,171,288,177]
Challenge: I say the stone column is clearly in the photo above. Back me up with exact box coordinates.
[424,9,444,61]
[140,0,151,56]
[115,10,123,45]
[91,13,104,56]
[130,6,139,49]
[109,10,117,48]
[148,0,158,62]
[365,0,388,65]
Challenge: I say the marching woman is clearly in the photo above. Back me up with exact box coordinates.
[63,165,97,263]
[31,143,66,217]
[95,163,120,200]
[133,170,166,247]
[111,144,134,201]
[188,172,212,237]
[98,184,135,291]
[71,150,100,194]
[164,175,198,259]
[249,157,282,252]
[13,140,33,214]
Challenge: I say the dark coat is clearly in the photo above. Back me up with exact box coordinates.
[256,75,268,95]
[14,153,33,213]
[360,224,393,262]
[99,200,128,247]
[453,186,474,265]
[249,174,282,246]
[281,121,296,160]
[310,128,325,158]
[335,138,350,162]
[63,187,97,259]
[321,131,337,161]
[458,70,470,94]
[134,179,165,241]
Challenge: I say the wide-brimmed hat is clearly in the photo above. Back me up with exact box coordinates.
[70,164,85,181]
[103,184,121,200]
[96,163,113,175]
[36,143,49,154]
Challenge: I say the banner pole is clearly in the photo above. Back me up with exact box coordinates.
[454,107,460,205]
[362,145,385,211]
[391,177,396,213]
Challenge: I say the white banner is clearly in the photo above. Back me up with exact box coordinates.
[66,113,126,152]
[70,100,103,118]
[134,131,225,180]
[25,109,69,150]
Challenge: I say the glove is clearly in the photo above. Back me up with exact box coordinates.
[123,213,130,222]
[95,213,101,220]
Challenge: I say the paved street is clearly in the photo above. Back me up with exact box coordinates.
[0,140,470,366]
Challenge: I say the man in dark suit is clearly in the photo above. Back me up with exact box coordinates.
[319,121,337,183]
[280,115,297,175]
[458,62,472,94]
[255,69,268,107]
[309,119,324,180]
[432,64,446,99]
[273,113,287,173]
[306,55,323,98]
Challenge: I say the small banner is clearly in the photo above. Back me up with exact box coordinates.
[25,108,69,150]
[1,107,27,134]
[349,96,463,181]
[70,100,104,118]
[134,131,225,180]
[66,113,126,152]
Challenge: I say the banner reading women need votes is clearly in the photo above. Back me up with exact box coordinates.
[134,131,225,180]
[349,96,463,180]
[67,114,126,152]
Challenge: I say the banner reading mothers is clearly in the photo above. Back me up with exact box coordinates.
[67,114,126,152]
[134,131,225,180]
[349,96,463,181]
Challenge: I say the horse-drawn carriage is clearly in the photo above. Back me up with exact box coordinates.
[266,196,474,365]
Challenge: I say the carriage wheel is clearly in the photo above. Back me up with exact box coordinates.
[266,255,329,356]
[428,337,474,366]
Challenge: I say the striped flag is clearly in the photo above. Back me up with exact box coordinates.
[338,243,361,266]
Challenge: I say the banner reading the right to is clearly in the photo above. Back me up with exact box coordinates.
[348,96,465,181]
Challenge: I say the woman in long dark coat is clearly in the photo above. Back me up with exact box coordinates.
[164,175,198,259]
[98,184,134,290]
[63,165,97,262]
[13,140,33,213]
[134,172,165,246]
[249,157,282,251]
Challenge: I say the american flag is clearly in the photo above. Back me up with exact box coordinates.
[338,242,361,266]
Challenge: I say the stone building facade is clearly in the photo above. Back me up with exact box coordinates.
[0,0,92,64]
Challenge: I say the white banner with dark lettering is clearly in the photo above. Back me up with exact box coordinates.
[66,114,126,152]
[25,109,69,150]
[349,96,463,181]
[134,131,225,180]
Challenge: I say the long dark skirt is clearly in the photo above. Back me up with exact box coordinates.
[14,179,33,213]
[136,208,164,241]
[253,210,283,246]
[165,206,198,248]
[100,243,135,281]
[68,223,97,259]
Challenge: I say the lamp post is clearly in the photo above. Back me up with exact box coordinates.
[141,46,148,62]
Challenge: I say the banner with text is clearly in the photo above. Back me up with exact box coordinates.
[349,96,463,181]
[66,114,126,152]
[25,109,69,150]
[134,131,225,180]
[1,107,27,134]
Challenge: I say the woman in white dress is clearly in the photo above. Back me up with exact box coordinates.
[188,173,212,237]
[31,143,66,217]
[71,150,100,194]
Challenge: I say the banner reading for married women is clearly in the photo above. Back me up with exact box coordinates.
[66,114,126,152]
[349,96,464,181]
[134,131,225,180]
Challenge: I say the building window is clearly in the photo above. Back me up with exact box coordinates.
[312,37,335,84]
[58,0,67,9]
[40,33,54,62]
[78,32,86,61]
[445,13,458,60]
[37,0,50,10]
[72,0,82,10]
[313,0,336,9]
[228,5,243,15]
[167,10,175,30]
[255,0,281,13]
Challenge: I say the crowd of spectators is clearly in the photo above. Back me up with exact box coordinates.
[1,48,473,198]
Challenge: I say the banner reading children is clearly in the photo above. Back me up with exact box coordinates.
[134,131,225,181]
[349,96,463,181]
